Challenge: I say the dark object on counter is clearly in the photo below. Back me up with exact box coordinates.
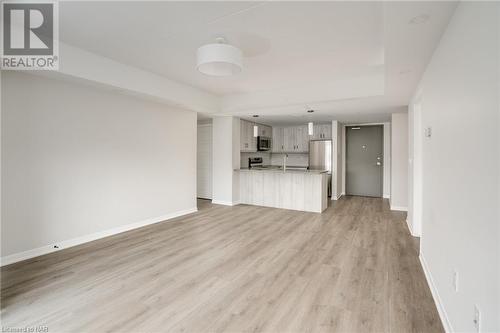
[248,157,263,169]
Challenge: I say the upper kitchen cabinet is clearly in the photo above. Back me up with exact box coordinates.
[312,124,332,140]
[272,127,284,153]
[240,120,257,152]
[258,124,272,138]
[283,127,296,152]
[295,125,309,152]
[281,125,309,153]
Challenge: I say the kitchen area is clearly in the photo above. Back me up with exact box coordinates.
[237,119,332,213]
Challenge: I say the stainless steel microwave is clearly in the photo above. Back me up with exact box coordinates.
[257,136,271,151]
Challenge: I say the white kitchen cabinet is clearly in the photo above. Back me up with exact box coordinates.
[278,125,309,153]
[258,124,272,138]
[295,125,309,152]
[272,127,284,153]
[283,127,296,152]
[313,124,332,140]
[238,169,328,213]
[240,120,257,152]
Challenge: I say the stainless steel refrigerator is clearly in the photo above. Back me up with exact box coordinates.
[309,140,332,197]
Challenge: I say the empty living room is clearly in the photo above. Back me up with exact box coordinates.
[1,1,498,332]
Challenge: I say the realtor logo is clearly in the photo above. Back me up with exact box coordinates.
[1,0,59,70]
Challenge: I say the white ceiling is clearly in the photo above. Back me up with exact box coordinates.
[59,1,457,125]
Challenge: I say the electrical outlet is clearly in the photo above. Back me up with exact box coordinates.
[453,270,459,292]
[473,304,481,332]
[424,127,432,138]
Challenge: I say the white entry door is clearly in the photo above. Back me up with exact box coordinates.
[197,124,212,199]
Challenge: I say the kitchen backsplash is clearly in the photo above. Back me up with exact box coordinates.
[240,152,309,168]
[271,153,309,167]
[240,152,271,168]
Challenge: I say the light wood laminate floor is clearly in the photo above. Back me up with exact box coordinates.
[1,196,443,332]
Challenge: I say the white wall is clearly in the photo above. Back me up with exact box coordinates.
[212,116,240,206]
[411,2,499,332]
[332,121,343,200]
[383,122,391,199]
[197,124,212,199]
[1,72,197,262]
[407,101,423,236]
[390,113,409,210]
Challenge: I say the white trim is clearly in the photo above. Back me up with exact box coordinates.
[390,205,408,211]
[344,122,387,126]
[419,253,453,333]
[332,192,344,201]
[211,200,238,206]
[409,100,423,237]
[405,217,418,237]
[342,123,389,200]
[0,207,198,267]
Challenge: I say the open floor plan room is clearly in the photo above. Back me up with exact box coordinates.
[1,1,498,333]
[1,197,441,332]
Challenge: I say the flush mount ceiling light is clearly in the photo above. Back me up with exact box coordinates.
[197,37,243,76]
[307,109,314,113]
[409,14,430,25]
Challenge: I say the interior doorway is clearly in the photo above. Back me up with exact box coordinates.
[197,123,212,199]
[346,125,384,197]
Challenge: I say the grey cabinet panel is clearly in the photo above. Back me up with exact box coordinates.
[240,120,257,152]
[312,124,332,140]
[272,127,284,153]
[283,127,296,152]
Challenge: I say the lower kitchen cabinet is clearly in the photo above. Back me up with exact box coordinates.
[238,169,328,213]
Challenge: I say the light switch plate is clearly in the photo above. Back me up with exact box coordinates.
[453,270,459,292]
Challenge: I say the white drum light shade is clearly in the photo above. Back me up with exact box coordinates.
[308,122,314,136]
[197,41,243,76]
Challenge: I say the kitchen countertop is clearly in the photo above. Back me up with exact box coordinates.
[237,167,328,174]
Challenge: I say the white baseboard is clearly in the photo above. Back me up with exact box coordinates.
[331,193,343,201]
[390,205,408,211]
[419,253,453,332]
[405,217,419,237]
[383,194,390,199]
[211,200,238,206]
[0,207,198,267]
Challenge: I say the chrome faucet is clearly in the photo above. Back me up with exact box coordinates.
[283,153,288,172]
